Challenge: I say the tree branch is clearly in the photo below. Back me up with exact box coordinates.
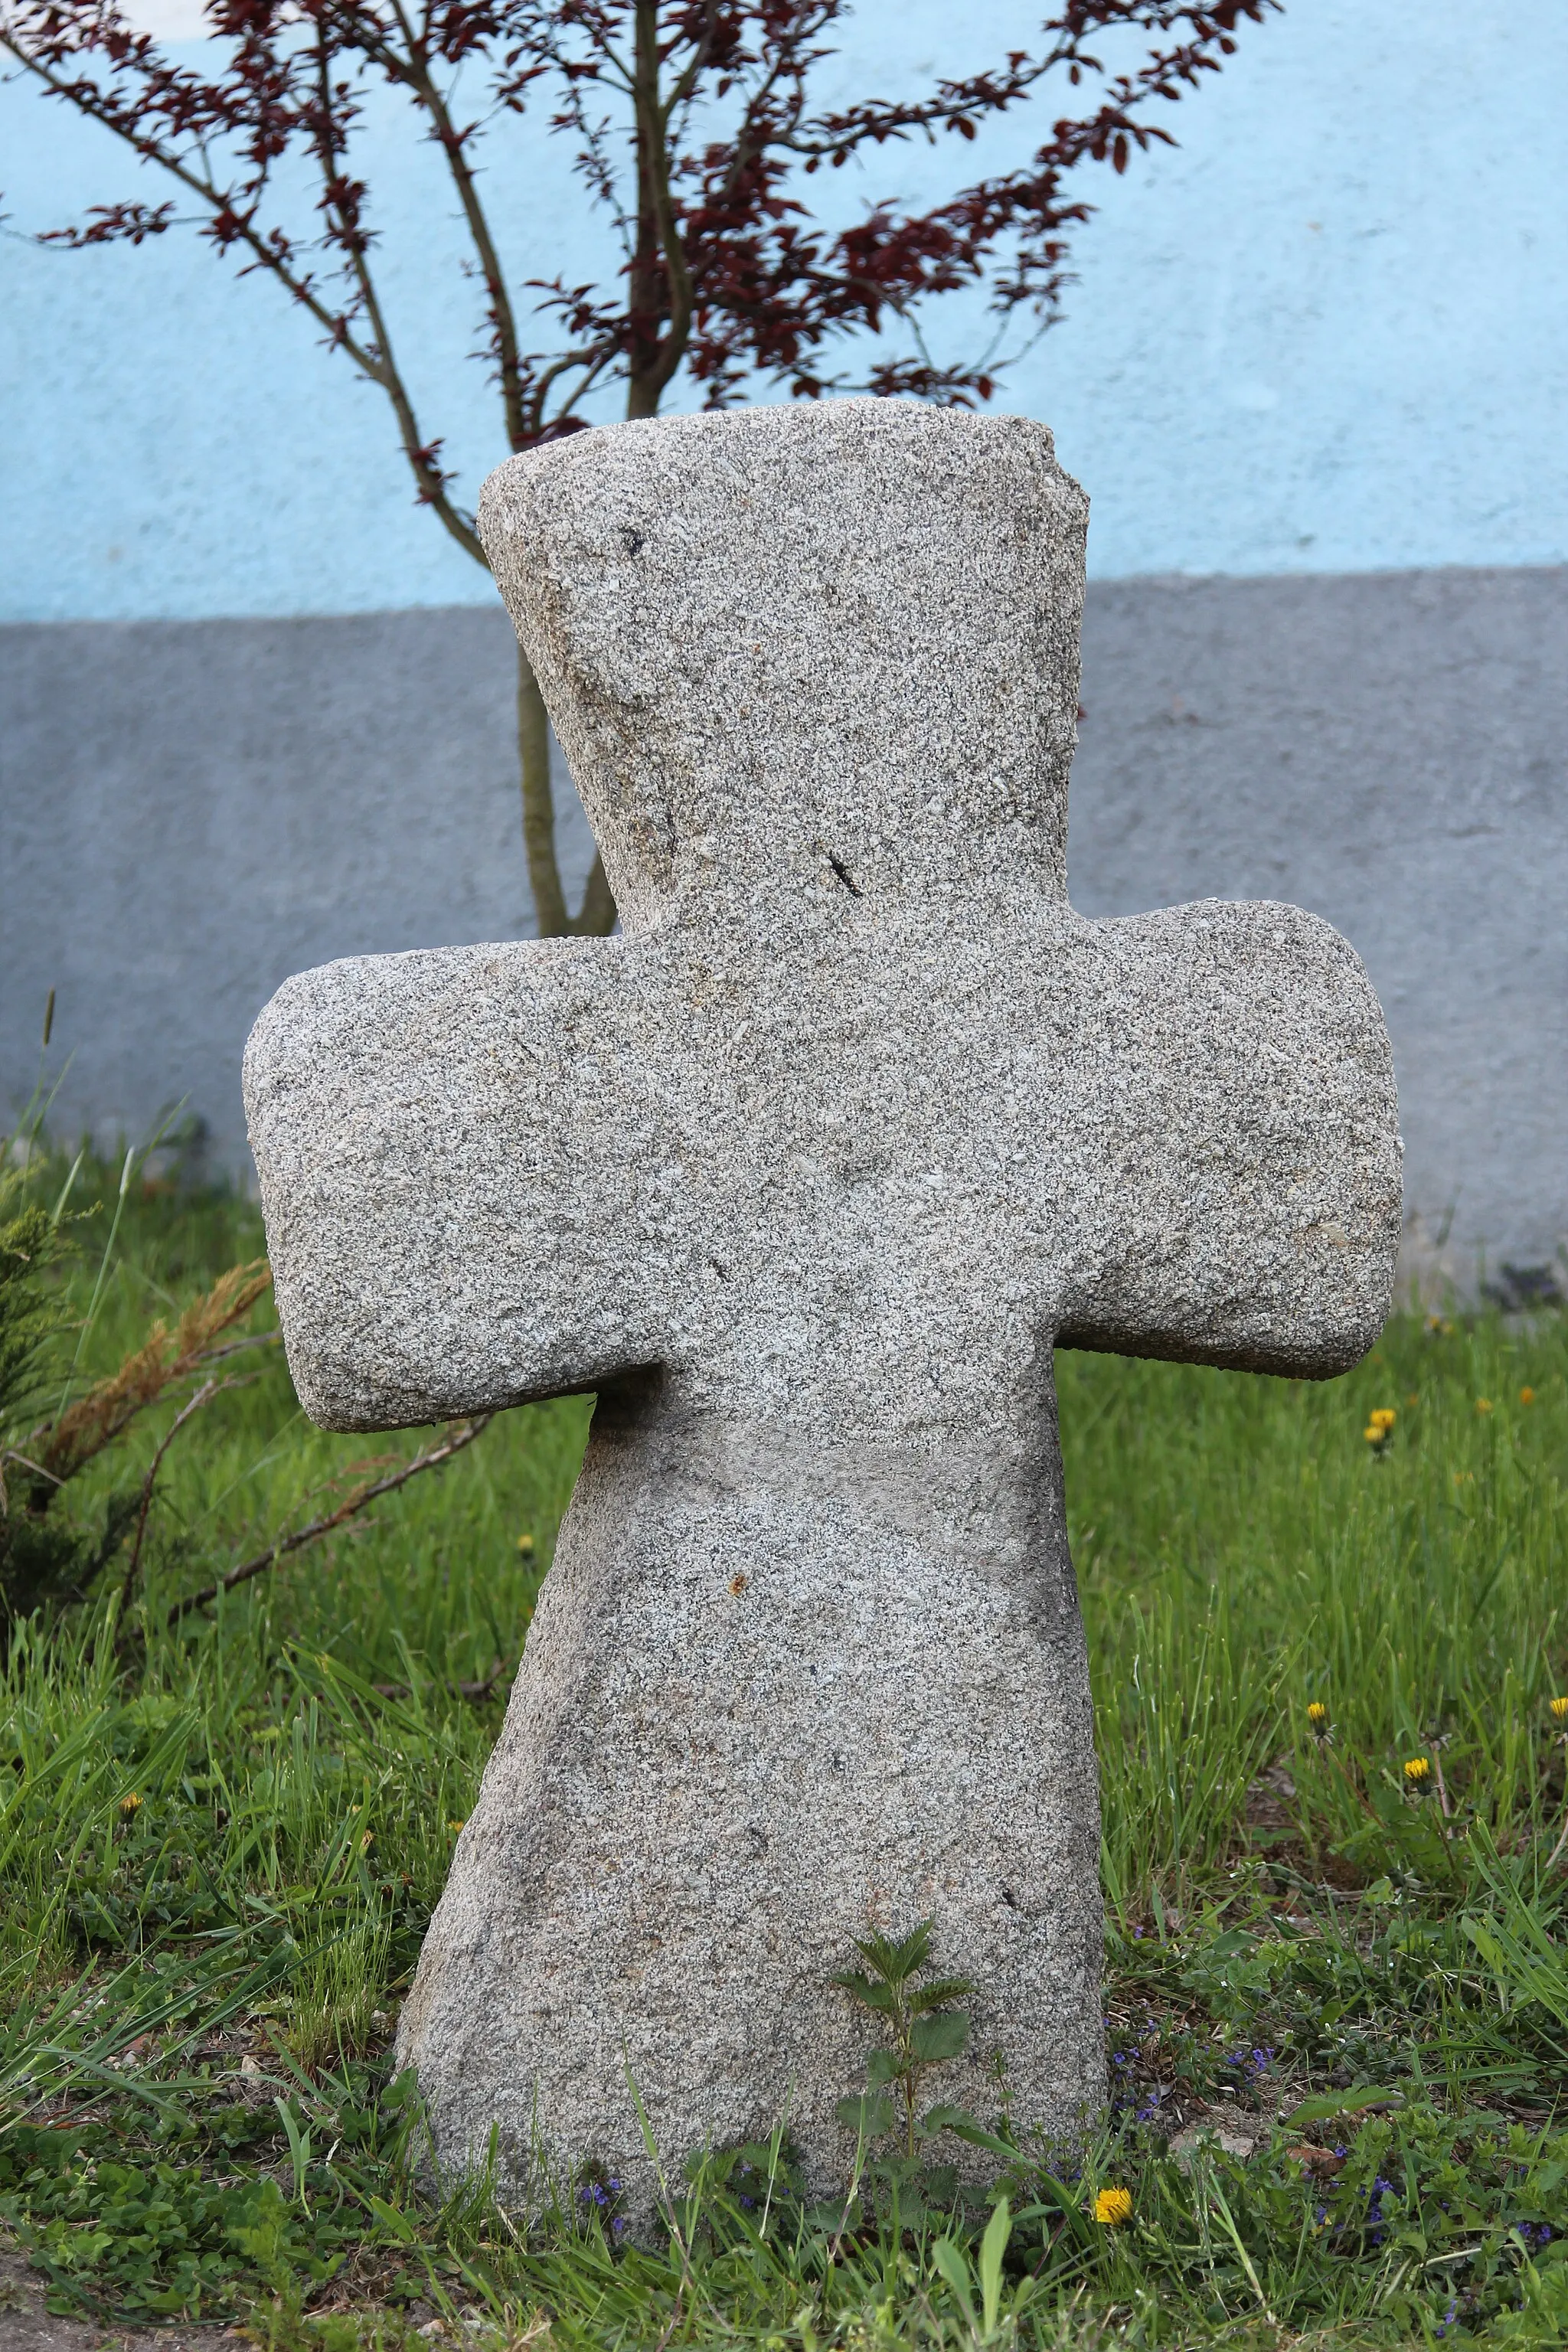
[0,47,377,371]
[0,24,485,568]
[307,29,486,561]
[626,0,694,417]
[358,0,532,453]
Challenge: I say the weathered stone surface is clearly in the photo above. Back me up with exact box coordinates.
[244,399,1401,2211]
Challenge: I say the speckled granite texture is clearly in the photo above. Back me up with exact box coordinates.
[245,400,1402,2214]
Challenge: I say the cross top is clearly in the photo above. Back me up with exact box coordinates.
[482,400,1085,925]
[247,397,1402,2220]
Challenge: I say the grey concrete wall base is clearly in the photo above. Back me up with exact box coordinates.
[0,609,595,1179]
[1067,567,1568,1305]
[5,566,1565,1295]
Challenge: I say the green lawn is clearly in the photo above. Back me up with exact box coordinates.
[2,1150,1566,2347]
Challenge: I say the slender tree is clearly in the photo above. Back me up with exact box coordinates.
[2,1,1278,934]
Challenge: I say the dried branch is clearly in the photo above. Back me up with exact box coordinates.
[116,1371,254,1619]
[164,1413,495,1627]
[22,1261,273,1495]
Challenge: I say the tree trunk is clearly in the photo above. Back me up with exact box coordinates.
[516,639,616,938]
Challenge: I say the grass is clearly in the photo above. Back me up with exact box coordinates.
[2,1147,1566,2346]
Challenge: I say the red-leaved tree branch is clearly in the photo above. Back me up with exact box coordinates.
[1,0,1279,935]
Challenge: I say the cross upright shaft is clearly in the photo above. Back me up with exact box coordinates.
[245,400,1402,2210]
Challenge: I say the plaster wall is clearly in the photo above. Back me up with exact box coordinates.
[2,0,1566,619]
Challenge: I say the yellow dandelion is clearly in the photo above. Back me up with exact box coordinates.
[1548,1698,1568,1725]
[1476,1397,1493,1415]
[448,1818,467,1833]
[119,1791,142,1818]
[1094,2187,1134,2226]
[1370,1408,1396,1431]
[1403,1756,1432,1791]
[1521,1387,1536,1406]
[1307,1700,1330,1735]
[517,1533,535,1557]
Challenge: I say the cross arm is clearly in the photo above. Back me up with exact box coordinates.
[243,939,675,1431]
[1050,900,1402,1377]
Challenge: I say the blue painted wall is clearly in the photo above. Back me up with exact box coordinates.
[3,0,1564,619]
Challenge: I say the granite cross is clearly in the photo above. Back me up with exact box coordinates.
[246,400,1402,2213]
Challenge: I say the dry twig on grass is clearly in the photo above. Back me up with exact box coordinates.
[116,1370,259,1619]
[163,1415,495,1628]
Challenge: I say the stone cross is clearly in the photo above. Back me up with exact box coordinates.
[246,400,1401,2212]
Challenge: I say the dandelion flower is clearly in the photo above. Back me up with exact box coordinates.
[119,1791,142,1818]
[1549,1699,1568,1725]
[1370,1408,1396,1431]
[1307,1701,1330,1736]
[1521,1387,1536,1406]
[1094,2187,1133,2226]
[1476,1397,1493,1415]
[448,1818,467,1833]
[517,1532,535,1557]
[1403,1757,1432,1791]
